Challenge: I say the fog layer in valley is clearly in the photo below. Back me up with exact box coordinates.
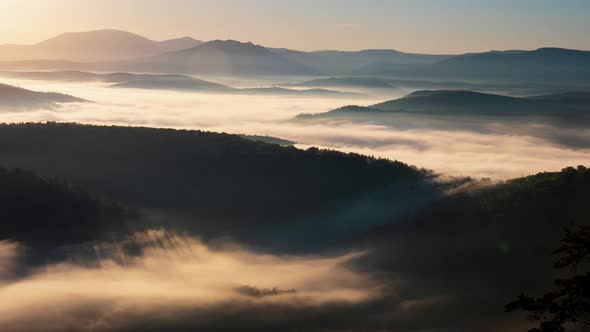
[0,76,588,179]
[0,231,381,332]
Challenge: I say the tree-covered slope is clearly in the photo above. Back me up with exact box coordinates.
[0,123,437,243]
[361,166,590,331]
[0,167,133,249]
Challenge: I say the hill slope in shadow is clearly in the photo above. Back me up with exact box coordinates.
[0,83,87,111]
[0,122,439,250]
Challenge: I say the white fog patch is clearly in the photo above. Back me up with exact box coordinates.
[294,126,590,179]
[0,77,588,180]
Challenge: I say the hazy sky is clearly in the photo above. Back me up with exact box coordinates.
[0,0,589,53]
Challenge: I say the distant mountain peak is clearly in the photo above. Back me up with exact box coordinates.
[200,40,264,49]
[152,39,315,75]
[56,29,139,35]
[38,29,152,45]
[0,30,203,62]
[173,39,275,57]
[172,36,200,42]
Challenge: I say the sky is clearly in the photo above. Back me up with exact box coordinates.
[0,0,589,53]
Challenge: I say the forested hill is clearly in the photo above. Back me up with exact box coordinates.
[298,90,590,119]
[0,123,437,244]
[0,167,133,250]
[362,166,590,331]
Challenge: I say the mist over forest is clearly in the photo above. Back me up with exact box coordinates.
[0,11,589,332]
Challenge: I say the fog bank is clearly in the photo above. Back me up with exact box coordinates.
[0,77,588,179]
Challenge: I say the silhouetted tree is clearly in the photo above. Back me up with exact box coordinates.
[506,224,590,332]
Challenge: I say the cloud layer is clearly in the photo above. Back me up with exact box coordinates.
[0,77,588,180]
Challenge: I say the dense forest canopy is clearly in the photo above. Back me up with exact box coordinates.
[0,122,438,249]
[0,166,133,251]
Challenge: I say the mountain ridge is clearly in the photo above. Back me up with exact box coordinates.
[142,39,316,75]
[0,29,203,62]
[383,47,590,84]
[297,89,590,118]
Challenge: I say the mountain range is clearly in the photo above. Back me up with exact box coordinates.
[269,48,452,74]
[0,30,589,82]
[384,48,590,84]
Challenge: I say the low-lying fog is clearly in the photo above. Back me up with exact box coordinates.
[1,76,589,179]
[0,231,379,332]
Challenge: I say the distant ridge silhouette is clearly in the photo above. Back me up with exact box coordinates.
[0,29,202,62]
[147,40,315,75]
[383,48,590,84]
[298,90,590,118]
[0,30,589,82]
[0,83,87,110]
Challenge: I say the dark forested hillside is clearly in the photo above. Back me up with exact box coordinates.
[0,167,133,250]
[0,123,437,247]
[0,123,587,329]
[360,166,590,331]
[0,123,587,331]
